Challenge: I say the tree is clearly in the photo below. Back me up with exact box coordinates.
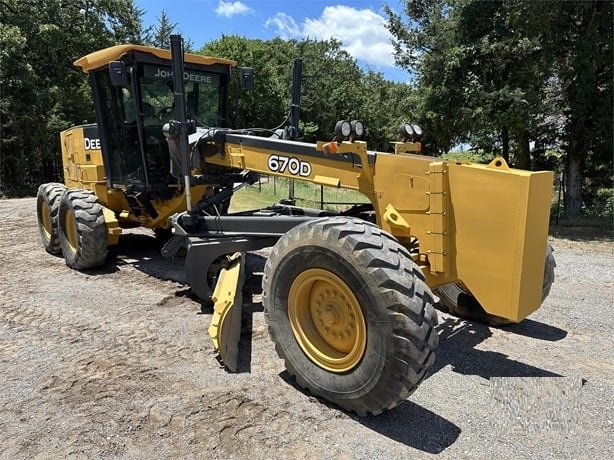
[386,0,551,165]
[199,35,411,146]
[546,1,613,214]
[357,70,416,152]
[0,0,145,196]
[143,10,194,51]
[386,0,613,215]
[200,36,293,129]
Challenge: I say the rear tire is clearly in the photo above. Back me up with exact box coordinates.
[36,182,66,255]
[263,217,439,416]
[435,245,556,325]
[58,189,107,270]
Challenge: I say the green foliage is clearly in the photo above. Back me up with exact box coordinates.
[0,3,417,198]
[581,188,614,221]
[142,10,194,51]
[200,36,293,129]
[199,36,413,148]
[442,150,494,163]
[0,0,146,196]
[386,0,613,215]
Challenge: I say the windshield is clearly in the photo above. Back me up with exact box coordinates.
[92,61,227,191]
[140,64,224,127]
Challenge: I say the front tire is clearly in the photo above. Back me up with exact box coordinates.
[36,182,66,255]
[263,217,439,416]
[58,189,107,270]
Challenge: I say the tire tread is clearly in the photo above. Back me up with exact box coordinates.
[263,216,439,416]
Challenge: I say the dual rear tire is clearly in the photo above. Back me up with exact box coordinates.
[36,183,67,255]
[36,185,107,270]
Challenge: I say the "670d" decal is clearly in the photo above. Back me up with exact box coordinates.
[267,155,312,177]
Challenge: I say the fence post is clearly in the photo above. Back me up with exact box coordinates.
[320,185,324,210]
[556,172,564,225]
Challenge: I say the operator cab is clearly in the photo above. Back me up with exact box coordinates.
[74,45,235,198]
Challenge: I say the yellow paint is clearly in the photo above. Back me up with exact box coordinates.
[74,44,236,73]
[383,203,411,237]
[446,161,553,321]
[288,268,367,373]
[208,253,245,371]
[59,124,208,244]
[60,42,555,323]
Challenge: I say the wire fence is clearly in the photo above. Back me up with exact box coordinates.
[551,172,613,223]
[246,174,370,211]
[248,172,612,224]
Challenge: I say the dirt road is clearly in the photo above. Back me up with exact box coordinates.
[1,197,612,459]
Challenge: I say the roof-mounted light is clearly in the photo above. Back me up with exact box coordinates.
[351,120,365,139]
[398,122,423,142]
[335,120,352,139]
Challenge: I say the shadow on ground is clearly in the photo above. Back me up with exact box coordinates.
[431,316,565,379]
[81,231,571,454]
[549,222,613,242]
[107,231,187,283]
[277,370,461,454]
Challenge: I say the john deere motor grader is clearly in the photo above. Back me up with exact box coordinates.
[37,36,555,416]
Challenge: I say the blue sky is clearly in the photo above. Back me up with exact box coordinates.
[134,0,410,82]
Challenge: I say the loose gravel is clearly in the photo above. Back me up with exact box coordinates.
[1,197,612,459]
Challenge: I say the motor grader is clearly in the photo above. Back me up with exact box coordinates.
[37,36,555,416]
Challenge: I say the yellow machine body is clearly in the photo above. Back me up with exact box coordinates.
[39,40,555,415]
[203,137,553,322]
[56,45,233,244]
[55,43,553,323]
[59,124,209,245]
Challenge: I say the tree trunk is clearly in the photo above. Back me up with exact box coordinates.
[565,151,584,215]
[501,125,509,163]
[515,130,531,170]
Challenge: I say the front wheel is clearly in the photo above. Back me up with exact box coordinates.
[263,217,439,416]
[58,189,107,270]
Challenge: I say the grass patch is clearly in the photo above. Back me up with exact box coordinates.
[229,175,370,212]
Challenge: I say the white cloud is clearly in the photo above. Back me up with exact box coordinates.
[215,1,252,18]
[265,5,395,68]
[265,12,300,40]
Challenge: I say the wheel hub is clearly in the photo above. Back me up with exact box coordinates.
[288,269,366,373]
[40,202,52,239]
[64,208,78,254]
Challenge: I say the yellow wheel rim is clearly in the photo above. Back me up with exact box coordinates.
[64,208,78,254]
[288,268,366,373]
[40,201,52,239]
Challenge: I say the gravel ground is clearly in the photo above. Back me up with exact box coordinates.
[0,197,612,459]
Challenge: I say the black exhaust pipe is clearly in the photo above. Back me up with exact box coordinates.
[169,34,193,210]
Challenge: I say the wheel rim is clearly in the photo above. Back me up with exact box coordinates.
[288,268,366,373]
[40,201,52,239]
[64,208,78,254]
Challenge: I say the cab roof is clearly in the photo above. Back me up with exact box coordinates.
[74,44,236,73]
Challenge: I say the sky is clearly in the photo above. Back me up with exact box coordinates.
[134,0,410,82]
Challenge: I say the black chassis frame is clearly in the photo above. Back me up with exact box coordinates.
[162,128,377,301]
[162,203,336,301]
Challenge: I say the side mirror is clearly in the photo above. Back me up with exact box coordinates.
[109,61,128,86]
[239,67,254,89]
